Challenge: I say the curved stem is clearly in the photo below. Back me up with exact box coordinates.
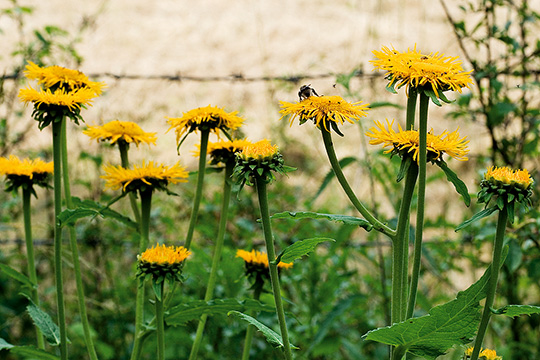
[405,88,418,130]
[320,127,395,238]
[22,187,45,349]
[470,206,508,360]
[406,93,429,319]
[131,188,153,360]
[392,163,418,325]
[189,161,234,360]
[184,129,210,251]
[61,120,99,360]
[52,119,68,360]
[255,176,293,360]
[118,141,141,225]
[155,282,165,360]
[241,284,263,360]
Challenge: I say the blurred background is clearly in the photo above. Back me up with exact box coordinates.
[1,0,539,359]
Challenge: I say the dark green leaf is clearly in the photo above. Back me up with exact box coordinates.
[492,305,540,318]
[436,160,470,206]
[0,338,14,350]
[270,211,372,231]
[24,296,62,346]
[276,238,335,264]
[396,157,412,183]
[57,208,100,227]
[228,311,298,349]
[71,197,137,229]
[0,264,36,289]
[166,299,277,326]
[11,346,60,360]
[366,101,403,110]
[455,206,498,231]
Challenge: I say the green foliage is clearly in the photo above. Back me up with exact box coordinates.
[0,263,35,289]
[436,160,471,206]
[24,297,62,347]
[276,237,335,263]
[228,311,297,349]
[270,211,373,230]
[492,305,540,318]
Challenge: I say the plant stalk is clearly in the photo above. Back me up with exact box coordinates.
[254,176,293,360]
[189,161,234,360]
[118,141,141,225]
[470,206,508,360]
[22,187,45,349]
[155,282,165,360]
[241,283,263,360]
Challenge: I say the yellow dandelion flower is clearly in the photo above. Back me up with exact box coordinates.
[480,348,502,360]
[236,249,293,269]
[138,244,191,266]
[464,347,474,357]
[84,120,157,147]
[239,139,279,161]
[366,119,469,163]
[195,138,253,166]
[0,155,53,179]
[166,105,245,144]
[371,45,473,100]
[279,95,369,134]
[19,87,97,111]
[24,61,104,95]
[484,166,533,190]
[101,161,188,192]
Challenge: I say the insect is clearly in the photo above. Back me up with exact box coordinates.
[298,84,320,101]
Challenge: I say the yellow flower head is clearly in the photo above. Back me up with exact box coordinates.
[484,166,533,190]
[102,161,188,193]
[137,244,191,283]
[196,138,253,167]
[279,95,369,135]
[19,87,97,112]
[366,119,469,163]
[236,249,293,272]
[166,105,245,146]
[84,120,157,147]
[0,155,53,196]
[479,349,502,360]
[239,139,279,161]
[371,45,473,104]
[24,61,104,95]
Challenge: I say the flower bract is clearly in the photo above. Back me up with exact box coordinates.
[84,120,157,147]
[102,161,188,193]
[371,45,473,105]
[366,119,469,163]
[137,244,191,283]
[279,95,369,135]
[0,155,53,196]
[166,105,245,147]
[237,249,292,285]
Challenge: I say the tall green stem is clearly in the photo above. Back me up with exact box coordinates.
[61,120,99,360]
[131,188,153,360]
[241,284,263,360]
[52,119,68,360]
[470,206,508,360]
[405,88,418,130]
[320,127,395,238]
[184,129,210,250]
[392,164,418,325]
[118,141,141,225]
[254,176,293,360]
[22,187,45,349]
[155,282,165,360]
[406,93,429,319]
[189,161,234,360]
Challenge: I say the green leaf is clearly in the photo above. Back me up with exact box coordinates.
[0,264,36,289]
[0,338,14,350]
[228,311,298,349]
[364,248,507,359]
[276,238,335,264]
[270,211,373,231]
[71,197,138,229]
[396,156,412,183]
[11,345,60,360]
[310,157,357,204]
[492,304,540,318]
[57,208,100,227]
[436,160,470,206]
[24,295,62,346]
[166,299,277,326]
[455,206,498,231]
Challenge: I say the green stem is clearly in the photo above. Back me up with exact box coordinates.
[131,188,153,360]
[406,93,429,319]
[52,119,68,360]
[189,161,234,360]
[405,87,418,130]
[155,282,165,360]
[254,176,293,360]
[241,284,263,360]
[118,141,142,225]
[184,129,210,251]
[22,187,45,349]
[392,163,418,325]
[470,206,508,360]
[61,120,99,360]
[320,127,395,238]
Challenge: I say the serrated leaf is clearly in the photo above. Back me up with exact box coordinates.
[455,206,498,231]
[276,238,335,264]
[310,157,357,204]
[270,211,372,231]
[0,338,14,349]
[492,304,540,318]
[436,160,470,206]
[166,299,277,326]
[71,197,137,229]
[364,248,507,359]
[57,208,100,227]
[0,264,36,289]
[11,345,60,359]
[24,295,62,346]
[228,311,298,349]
